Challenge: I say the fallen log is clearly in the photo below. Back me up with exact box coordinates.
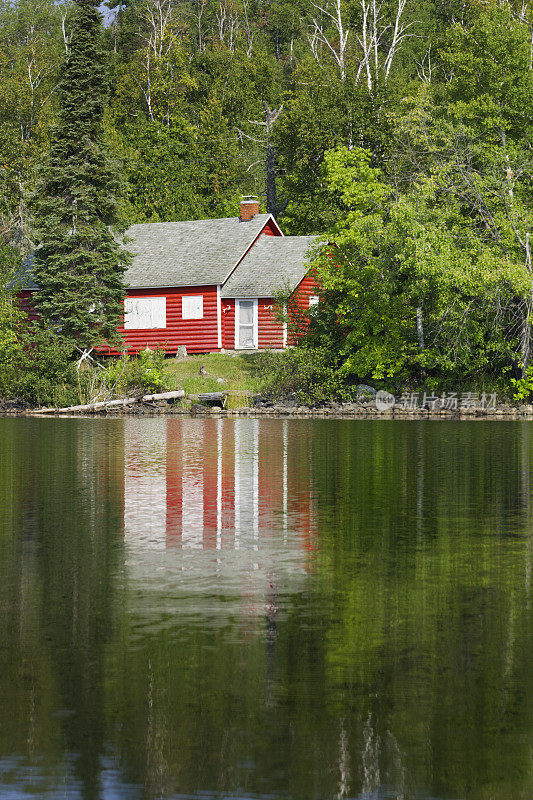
[27,389,185,415]
[27,397,138,414]
[142,390,185,402]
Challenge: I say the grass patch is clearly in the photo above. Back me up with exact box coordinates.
[164,353,262,398]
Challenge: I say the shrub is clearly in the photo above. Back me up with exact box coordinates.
[511,367,533,402]
[252,346,350,405]
[0,297,22,394]
[0,300,172,406]
[92,348,170,399]
[0,318,79,407]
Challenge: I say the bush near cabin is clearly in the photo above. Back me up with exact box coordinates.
[0,305,80,407]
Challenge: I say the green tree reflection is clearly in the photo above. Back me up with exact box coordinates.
[2,418,533,799]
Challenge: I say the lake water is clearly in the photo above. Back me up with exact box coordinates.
[1,417,533,800]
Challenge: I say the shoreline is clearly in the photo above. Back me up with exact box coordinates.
[2,402,533,420]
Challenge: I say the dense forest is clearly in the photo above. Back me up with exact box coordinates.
[0,0,529,238]
[0,0,532,395]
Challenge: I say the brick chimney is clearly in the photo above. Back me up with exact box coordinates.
[240,196,260,221]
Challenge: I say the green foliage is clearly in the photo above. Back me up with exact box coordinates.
[0,316,79,406]
[0,253,77,407]
[116,111,242,224]
[307,126,532,387]
[0,0,531,398]
[0,0,61,248]
[249,346,350,404]
[274,64,391,234]
[0,0,529,253]
[99,348,170,395]
[0,297,23,396]
[12,326,79,406]
[439,3,533,140]
[511,367,533,402]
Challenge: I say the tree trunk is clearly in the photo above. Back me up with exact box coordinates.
[521,234,533,377]
[521,298,532,377]
[266,143,278,217]
[416,306,425,350]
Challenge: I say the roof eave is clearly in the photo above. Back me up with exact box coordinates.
[125,284,221,292]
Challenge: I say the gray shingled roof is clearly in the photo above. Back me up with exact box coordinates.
[124,214,275,288]
[221,235,318,298]
[9,257,37,290]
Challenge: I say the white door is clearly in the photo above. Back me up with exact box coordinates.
[236,299,257,349]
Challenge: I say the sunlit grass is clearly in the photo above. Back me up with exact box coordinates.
[164,353,262,399]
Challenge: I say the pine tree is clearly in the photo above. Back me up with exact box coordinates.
[30,0,129,349]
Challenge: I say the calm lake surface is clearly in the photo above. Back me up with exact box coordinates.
[1,418,533,800]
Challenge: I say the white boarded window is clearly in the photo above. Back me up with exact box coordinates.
[124,297,166,329]
[309,295,319,307]
[182,295,203,320]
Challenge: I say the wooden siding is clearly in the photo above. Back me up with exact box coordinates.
[17,291,37,320]
[222,298,235,349]
[20,272,317,354]
[19,216,283,356]
[258,300,284,349]
[262,219,279,236]
[106,285,220,355]
[292,273,317,309]
[222,297,283,350]
[288,273,318,344]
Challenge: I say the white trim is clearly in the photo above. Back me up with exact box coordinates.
[264,213,284,237]
[234,298,258,349]
[283,303,287,348]
[216,284,222,349]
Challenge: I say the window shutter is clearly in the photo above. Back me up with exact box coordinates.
[182,295,204,319]
[124,297,166,329]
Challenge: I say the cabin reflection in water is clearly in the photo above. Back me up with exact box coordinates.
[122,418,318,611]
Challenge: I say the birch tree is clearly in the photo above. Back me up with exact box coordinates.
[124,0,194,124]
[306,0,419,89]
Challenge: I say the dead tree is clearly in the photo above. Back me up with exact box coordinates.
[135,0,182,121]
[240,103,287,219]
[263,103,284,217]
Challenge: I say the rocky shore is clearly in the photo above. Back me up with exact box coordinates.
[3,395,533,419]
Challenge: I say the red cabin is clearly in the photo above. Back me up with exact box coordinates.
[19,197,320,354]
[109,197,319,354]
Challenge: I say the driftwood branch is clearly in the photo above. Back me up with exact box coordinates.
[27,390,186,415]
